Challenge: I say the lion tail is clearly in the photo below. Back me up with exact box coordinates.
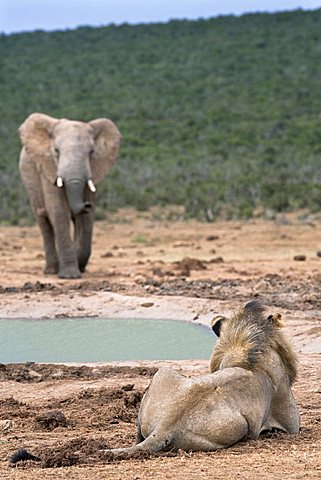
[101,431,173,459]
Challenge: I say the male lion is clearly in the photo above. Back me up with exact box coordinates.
[104,301,300,457]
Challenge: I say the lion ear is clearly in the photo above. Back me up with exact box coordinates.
[89,118,121,184]
[268,313,285,328]
[211,315,228,337]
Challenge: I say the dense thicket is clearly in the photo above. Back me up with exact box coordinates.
[1,9,320,223]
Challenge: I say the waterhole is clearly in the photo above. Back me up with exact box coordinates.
[0,318,216,363]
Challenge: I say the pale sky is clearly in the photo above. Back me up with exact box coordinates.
[1,0,320,34]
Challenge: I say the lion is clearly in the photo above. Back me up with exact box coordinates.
[103,301,300,457]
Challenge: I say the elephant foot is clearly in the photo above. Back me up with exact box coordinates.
[77,254,90,273]
[78,263,87,273]
[44,263,59,274]
[58,266,81,279]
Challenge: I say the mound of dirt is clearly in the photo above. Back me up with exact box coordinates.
[34,411,68,431]
[0,363,158,383]
[173,257,207,276]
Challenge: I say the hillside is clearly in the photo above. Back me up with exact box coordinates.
[0,9,320,223]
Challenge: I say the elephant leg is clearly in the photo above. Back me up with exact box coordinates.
[37,213,59,274]
[74,210,94,273]
[20,152,59,274]
[43,181,81,279]
[53,215,81,279]
[55,227,81,279]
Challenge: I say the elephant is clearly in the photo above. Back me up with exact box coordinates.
[18,113,121,279]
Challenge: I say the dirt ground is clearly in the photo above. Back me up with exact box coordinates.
[0,208,321,479]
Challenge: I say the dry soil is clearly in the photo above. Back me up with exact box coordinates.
[0,208,321,479]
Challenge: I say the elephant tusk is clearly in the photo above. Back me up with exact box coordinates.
[56,176,63,188]
[87,179,96,192]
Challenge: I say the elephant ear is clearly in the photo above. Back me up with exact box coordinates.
[18,113,59,182]
[89,118,121,184]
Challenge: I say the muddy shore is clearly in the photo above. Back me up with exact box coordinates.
[0,210,321,479]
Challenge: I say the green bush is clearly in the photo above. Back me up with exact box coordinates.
[1,9,321,223]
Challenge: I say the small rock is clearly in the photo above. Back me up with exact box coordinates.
[101,251,114,258]
[122,384,134,391]
[51,369,64,379]
[293,255,306,261]
[175,257,207,272]
[206,235,219,241]
[124,391,142,407]
[173,241,192,248]
[0,419,13,431]
[208,256,224,264]
[134,275,145,282]
[316,251,321,258]
[152,267,166,277]
[302,293,317,303]
[140,302,154,308]
[255,280,270,293]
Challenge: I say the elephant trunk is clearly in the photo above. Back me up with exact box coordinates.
[64,179,92,216]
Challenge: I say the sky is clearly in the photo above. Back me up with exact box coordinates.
[1,0,320,34]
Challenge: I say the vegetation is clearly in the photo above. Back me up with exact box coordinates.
[1,8,320,223]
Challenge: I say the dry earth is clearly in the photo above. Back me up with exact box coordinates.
[0,208,321,479]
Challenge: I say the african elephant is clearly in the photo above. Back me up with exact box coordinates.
[18,113,121,279]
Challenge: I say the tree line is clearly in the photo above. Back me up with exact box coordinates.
[0,8,320,223]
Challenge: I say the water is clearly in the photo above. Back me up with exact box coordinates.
[0,318,216,363]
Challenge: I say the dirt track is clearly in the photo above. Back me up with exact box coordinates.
[0,208,321,479]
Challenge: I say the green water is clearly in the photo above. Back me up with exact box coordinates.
[0,318,215,363]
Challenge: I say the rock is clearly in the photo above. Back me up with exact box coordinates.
[208,256,224,264]
[101,251,114,258]
[51,369,65,379]
[174,257,207,272]
[0,419,13,431]
[124,391,143,407]
[293,255,306,261]
[173,241,192,248]
[122,384,134,391]
[28,369,42,380]
[255,280,270,293]
[206,235,219,241]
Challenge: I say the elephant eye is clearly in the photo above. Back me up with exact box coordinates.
[89,148,95,156]
[54,147,60,157]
